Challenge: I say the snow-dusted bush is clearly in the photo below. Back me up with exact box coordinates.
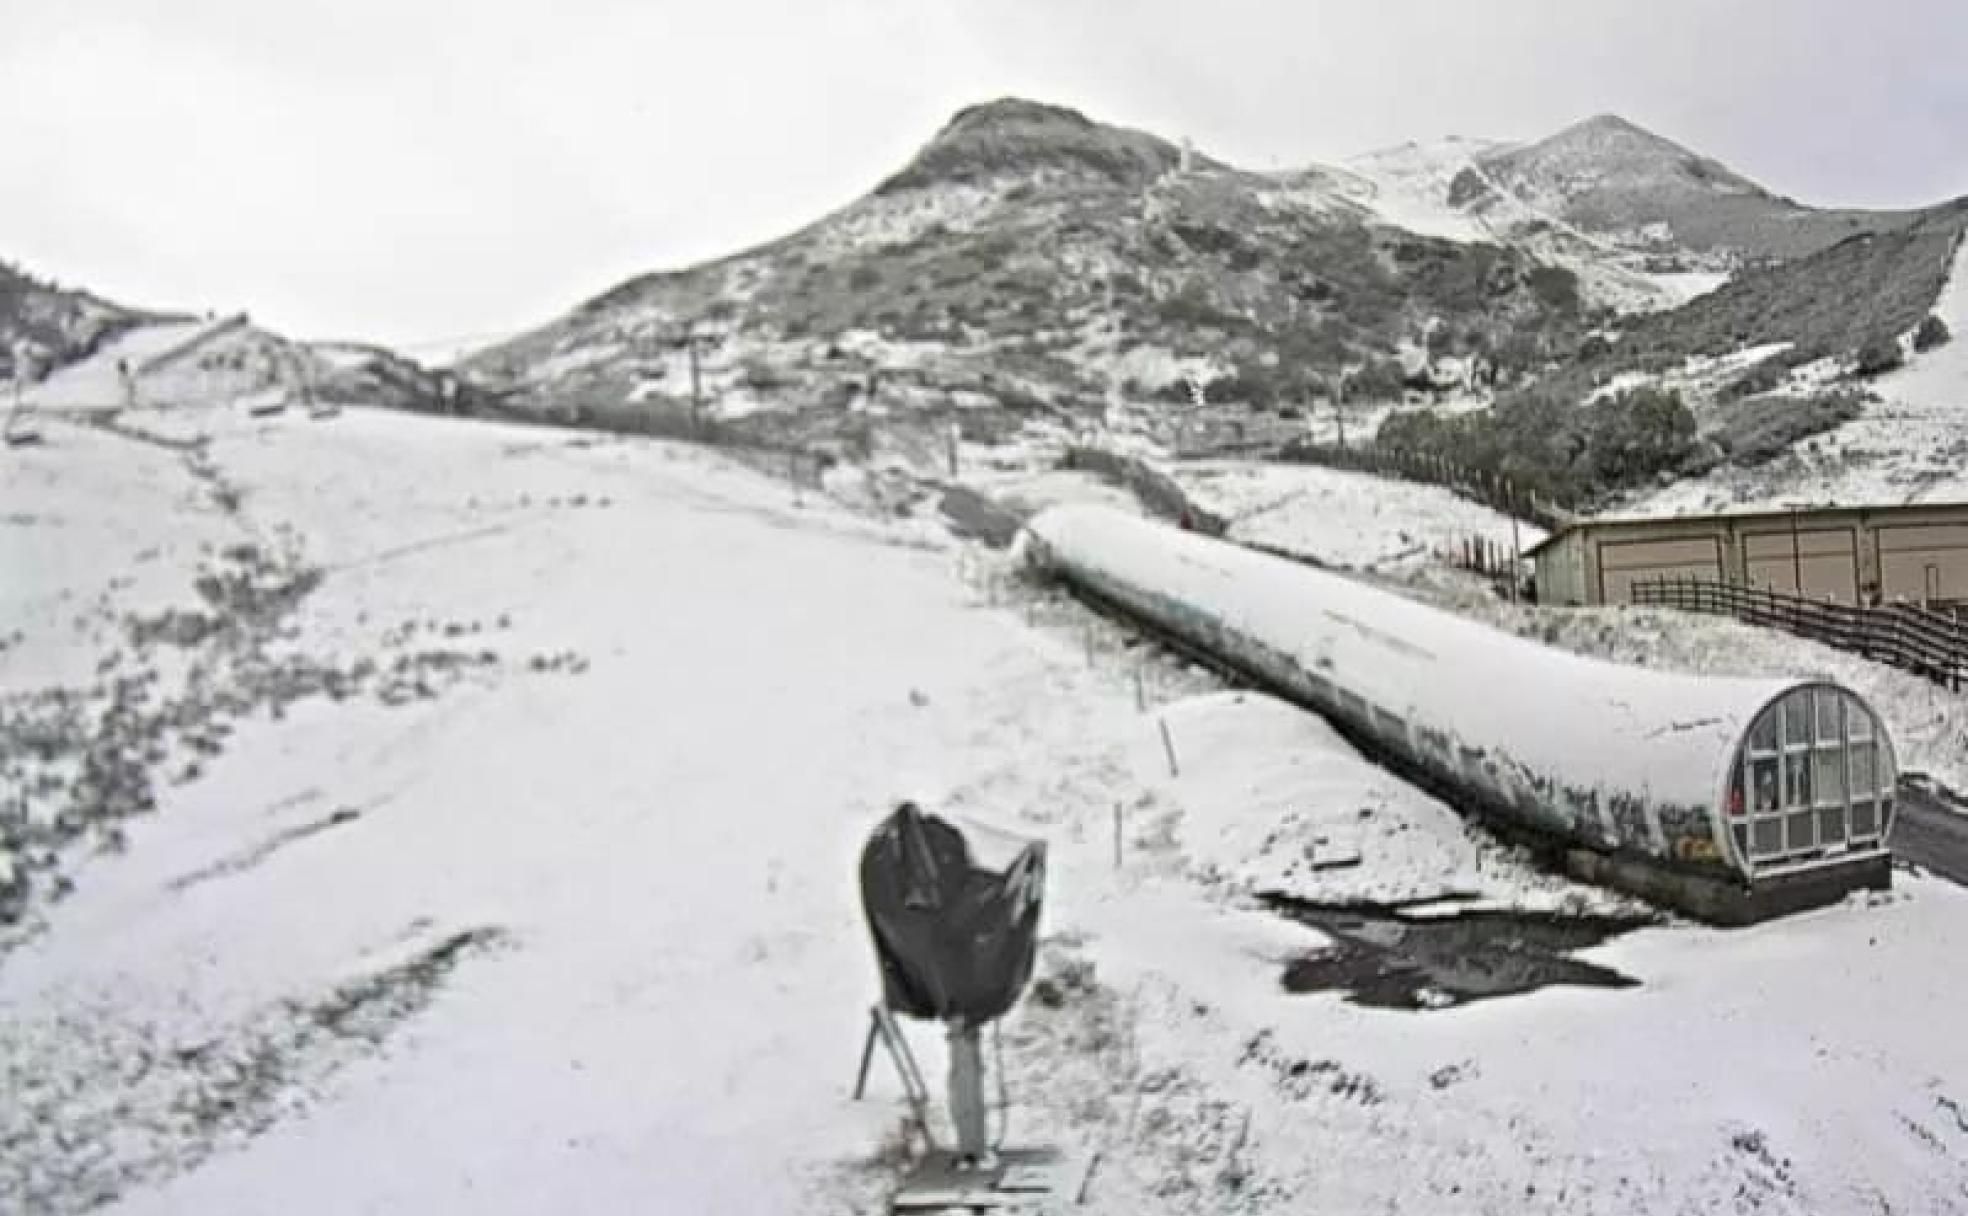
[1854,336,1904,377]
[1710,391,1864,467]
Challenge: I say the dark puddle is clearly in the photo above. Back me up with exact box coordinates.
[1265,895,1655,1011]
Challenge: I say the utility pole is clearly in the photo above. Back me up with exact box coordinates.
[681,320,704,433]
[1332,369,1349,451]
[1509,513,1523,605]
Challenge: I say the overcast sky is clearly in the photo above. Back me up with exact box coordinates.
[3,0,1963,352]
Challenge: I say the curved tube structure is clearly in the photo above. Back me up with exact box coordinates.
[1023,504,1896,890]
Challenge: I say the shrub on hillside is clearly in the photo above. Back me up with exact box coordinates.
[1913,314,1952,352]
[1711,391,1865,466]
[1580,386,1698,487]
[1346,358,1406,404]
[1719,355,1793,401]
[1526,265,1582,312]
[1373,384,1697,507]
[1854,336,1904,377]
[1154,282,1235,330]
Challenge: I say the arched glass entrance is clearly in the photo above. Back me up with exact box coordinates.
[1728,685,1895,871]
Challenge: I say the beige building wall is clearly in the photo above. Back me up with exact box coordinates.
[1595,535,1725,603]
[1741,528,1861,603]
[1530,504,1968,608]
[1876,522,1968,602]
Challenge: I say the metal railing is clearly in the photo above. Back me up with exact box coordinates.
[1632,575,1968,691]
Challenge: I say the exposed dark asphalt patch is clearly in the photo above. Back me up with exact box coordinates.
[1266,895,1653,1010]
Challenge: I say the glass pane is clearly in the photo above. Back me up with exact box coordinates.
[1783,692,1810,747]
[1850,741,1876,796]
[1752,817,1784,857]
[1878,743,1896,791]
[1732,822,1750,858]
[1815,690,1842,743]
[1880,795,1894,836]
[1728,765,1747,818]
[1786,809,1816,852]
[1749,708,1779,752]
[1813,750,1846,807]
[1751,757,1781,813]
[1784,753,1813,807]
[1852,800,1878,839]
[1818,804,1847,846]
[1847,696,1872,739]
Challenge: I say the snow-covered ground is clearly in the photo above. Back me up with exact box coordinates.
[18,320,217,410]
[1588,341,1795,407]
[4,405,1968,1214]
[1170,458,1546,569]
[1630,236,1968,515]
[1332,139,1503,243]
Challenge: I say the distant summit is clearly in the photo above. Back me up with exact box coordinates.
[1477,112,1766,204]
[876,96,1184,194]
[1450,112,1914,266]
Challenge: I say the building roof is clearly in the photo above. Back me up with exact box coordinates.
[1524,498,1968,559]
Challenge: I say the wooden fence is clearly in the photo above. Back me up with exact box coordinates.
[1273,439,1571,533]
[1632,575,1968,691]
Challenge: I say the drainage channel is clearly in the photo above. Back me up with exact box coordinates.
[1264,894,1657,1011]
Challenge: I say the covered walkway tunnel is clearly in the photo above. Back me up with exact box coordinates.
[1021,504,1895,921]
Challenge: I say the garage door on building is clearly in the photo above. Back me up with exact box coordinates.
[1596,535,1724,604]
[1877,523,1968,604]
[1742,528,1860,603]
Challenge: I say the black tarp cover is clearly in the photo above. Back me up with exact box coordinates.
[859,803,1046,1024]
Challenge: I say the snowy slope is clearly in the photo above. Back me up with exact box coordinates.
[1341,134,1731,313]
[4,405,1968,1214]
[1628,235,1968,515]
[19,320,216,409]
[1333,138,1504,242]
[1170,458,1546,570]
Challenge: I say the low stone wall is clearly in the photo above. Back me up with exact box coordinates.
[1061,446,1227,535]
[938,484,1027,548]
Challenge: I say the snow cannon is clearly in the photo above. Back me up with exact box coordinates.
[860,804,1044,1031]
[1021,502,1898,924]
[857,804,1079,1210]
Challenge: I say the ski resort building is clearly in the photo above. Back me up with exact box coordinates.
[1528,501,1968,608]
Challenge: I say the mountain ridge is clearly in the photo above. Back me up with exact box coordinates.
[460,98,1963,460]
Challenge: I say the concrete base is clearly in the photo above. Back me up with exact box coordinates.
[892,1147,1089,1213]
[1565,847,1892,926]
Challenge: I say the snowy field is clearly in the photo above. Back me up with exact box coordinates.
[4,405,1968,1214]
[1171,458,1545,570]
